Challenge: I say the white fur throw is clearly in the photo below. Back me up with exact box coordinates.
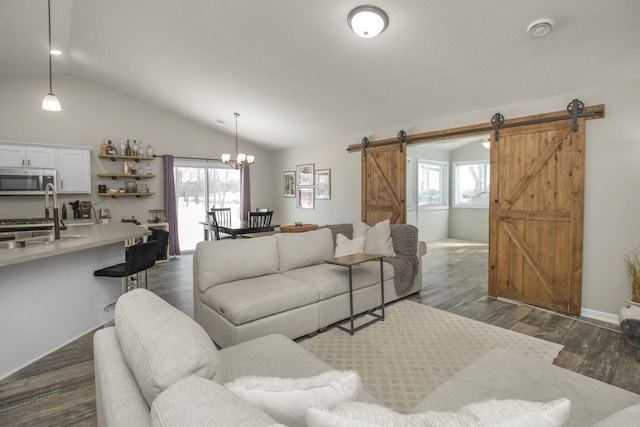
[225,370,361,427]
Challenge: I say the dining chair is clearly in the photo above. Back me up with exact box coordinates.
[248,211,273,229]
[207,208,232,240]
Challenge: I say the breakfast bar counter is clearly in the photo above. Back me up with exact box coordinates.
[0,222,148,380]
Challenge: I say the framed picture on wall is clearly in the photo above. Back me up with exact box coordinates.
[283,171,295,197]
[296,187,315,209]
[296,163,314,186]
[315,169,331,200]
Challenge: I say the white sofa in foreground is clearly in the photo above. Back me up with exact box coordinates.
[94,289,640,427]
[193,223,426,348]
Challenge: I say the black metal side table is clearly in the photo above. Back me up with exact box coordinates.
[324,253,385,335]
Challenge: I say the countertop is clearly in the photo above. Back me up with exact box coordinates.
[0,222,148,268]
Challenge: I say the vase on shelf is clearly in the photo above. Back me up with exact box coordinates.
[619,299,640,348]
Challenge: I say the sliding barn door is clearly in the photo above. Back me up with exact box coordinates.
[361,144,406,224]
[488,120,585,314]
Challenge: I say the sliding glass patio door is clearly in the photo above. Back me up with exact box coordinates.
[174,161,240,251]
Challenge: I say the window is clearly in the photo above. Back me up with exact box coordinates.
[174,162,240,251]
[418,160,447,209]
[453,161,490,208]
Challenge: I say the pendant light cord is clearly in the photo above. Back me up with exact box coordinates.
[234,112,240,157]
[47,0,53,93]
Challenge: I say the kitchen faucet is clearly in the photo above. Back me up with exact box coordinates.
[44,183,61,240]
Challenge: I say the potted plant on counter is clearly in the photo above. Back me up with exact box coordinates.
[620,249,640,347]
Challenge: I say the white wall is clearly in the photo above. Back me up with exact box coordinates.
[274,78,640,319]
[449,142,490,242]
[0,75,276,227]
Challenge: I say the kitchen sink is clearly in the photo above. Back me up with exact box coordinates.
[0,234,88,249]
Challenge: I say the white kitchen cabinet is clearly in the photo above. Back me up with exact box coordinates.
[0,143,55,168]
[56,148,92,194]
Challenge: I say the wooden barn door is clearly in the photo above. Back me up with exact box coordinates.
[488,120,585,314]
[361,144,406,224]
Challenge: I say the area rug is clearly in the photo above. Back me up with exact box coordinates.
[299,300,564,412]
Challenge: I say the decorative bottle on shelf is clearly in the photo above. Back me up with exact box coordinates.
[132,140,138,157]
[123,161,130,175]
[138,141,145,157]
[146,141,153,157]
[120,138,126,156]
[100,139,107,155]
[106,140,116,155]
[146,162,152,175]
[125,140,132,156]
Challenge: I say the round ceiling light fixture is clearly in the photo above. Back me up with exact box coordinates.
[527,18,555,37]
[348,5,389,38]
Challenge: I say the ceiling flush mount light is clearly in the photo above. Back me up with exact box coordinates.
[348,5,389,38]
[42,0,61,112]
[222,113,255,169]
[527,18,555,38]
[482,137,491,149]
[50,49,62,56]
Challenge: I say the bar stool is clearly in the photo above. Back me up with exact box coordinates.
[94,241,160,310]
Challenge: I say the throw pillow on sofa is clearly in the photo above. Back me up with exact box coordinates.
[353,219,396,257]
[115,289,224,406]
[225,370,362,427]
[306,398,571,427]
[334,234,365,258]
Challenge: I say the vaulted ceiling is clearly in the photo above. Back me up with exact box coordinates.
[1,0,639,150]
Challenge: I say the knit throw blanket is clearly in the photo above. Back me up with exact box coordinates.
[322,223,419,296]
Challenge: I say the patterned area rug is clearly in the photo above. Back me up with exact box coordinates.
[299,300,564,412]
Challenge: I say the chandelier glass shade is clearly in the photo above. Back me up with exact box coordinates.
[42,0,61,112]
[222,113,255,168]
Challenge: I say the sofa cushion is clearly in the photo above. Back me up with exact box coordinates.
[283,263,393,300]
[225,370,361,427]
[306,398,571,427]
[592,403,640,426]
[353,220,396,257]
[194,236,279,292]
[115,289,223,406]
[150,376,281,427]
[276,228,334,272]
[201,274,319,325]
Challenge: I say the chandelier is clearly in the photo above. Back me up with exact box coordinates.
[222,112,255,169]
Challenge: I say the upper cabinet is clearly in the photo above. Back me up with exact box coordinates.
[0,143,55,168]
[56,148,91,194]
[0,141,91,194]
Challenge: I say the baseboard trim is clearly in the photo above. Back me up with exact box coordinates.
[581,308,619,325]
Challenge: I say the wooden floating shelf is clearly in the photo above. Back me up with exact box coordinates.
[98,173,156,180]
[99,154,155,162]
[99,192,156,198]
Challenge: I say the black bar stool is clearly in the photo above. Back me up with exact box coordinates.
[94,241,160,309]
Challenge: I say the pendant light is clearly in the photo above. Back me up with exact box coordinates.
[42,0,61,112]
[222,113,255,169]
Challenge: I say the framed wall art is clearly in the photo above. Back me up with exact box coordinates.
[283,171,295,197]
[315,169,331,200]
[296,163,315,186]
[296,187,315,209]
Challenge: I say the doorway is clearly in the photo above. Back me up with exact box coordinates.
[173,161,240,251]
[406,135,490,244]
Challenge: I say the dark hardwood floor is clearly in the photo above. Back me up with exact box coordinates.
[0,240,638,425]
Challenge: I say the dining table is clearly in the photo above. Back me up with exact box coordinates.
[200,220,279,240]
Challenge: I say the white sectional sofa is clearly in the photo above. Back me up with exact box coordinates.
[193,224,427,348]
[94,289,640,427]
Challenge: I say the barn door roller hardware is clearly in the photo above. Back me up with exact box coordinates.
[361,136,370,156]
[567,99,585,132]
[397,130,406,152]
[491,113,505,142]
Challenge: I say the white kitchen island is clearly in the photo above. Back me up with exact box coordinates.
[0,222,148,380]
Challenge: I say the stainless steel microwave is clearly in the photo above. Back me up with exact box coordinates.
[0,167,57,195]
